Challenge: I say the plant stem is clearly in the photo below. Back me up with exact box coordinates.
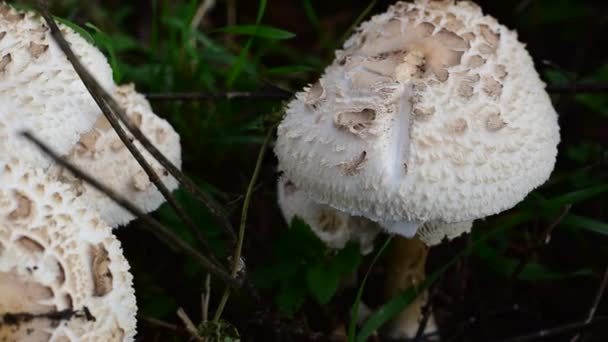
[213,127,273,322]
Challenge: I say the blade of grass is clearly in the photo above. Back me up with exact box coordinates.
[214,25,295,40]
[226,0,267,87]
[561,214,608,235]
[347,236,393,342]
[544,184,608,208]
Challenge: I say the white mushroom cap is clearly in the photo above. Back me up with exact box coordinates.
[49,83,182,227]
[275,0,559,237]
[277,177,380,255]
[0,3,114,169]
[0,157,136,341]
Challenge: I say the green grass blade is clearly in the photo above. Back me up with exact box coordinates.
[226,0,267,87]
[562,213,608,235]
[544,184,608,208]
[214,25,295,40]
[347,236,393,342]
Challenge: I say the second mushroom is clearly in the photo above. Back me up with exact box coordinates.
[274,0,559,338]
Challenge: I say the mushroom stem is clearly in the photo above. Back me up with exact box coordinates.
[384,235,436,338]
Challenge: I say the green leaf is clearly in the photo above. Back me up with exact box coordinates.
[214,25,295,40]
[306,263,341,305]
[54,17,95,43]
[332,243,363,275]
[562,214,608,236]
[306,242,362,305]
[276,276,308,316]
[84,23,122,82]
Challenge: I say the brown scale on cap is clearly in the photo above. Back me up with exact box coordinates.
[467,55,486,68]
[355,13,471,84]
[479,24,500,47]
[0,53,11,73]
[495,64,508,80]
[446,118,468,135]
[0,31,6,40]
[457,73,480,99]
[28,42,49,59]
[8,192,32,220]
[16,236,45,254]
[132,171,151,191]
[0,270,57,341]
[342,151,368,176]
[413,106,435,120]
[90,244,113,297]
[445,13,465,31]
[486,112,507,131]
[482,76,502,99]
[334,108,377,137]
[305,81,326,106]
[0,4,24,22]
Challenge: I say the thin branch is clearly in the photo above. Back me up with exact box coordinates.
[177,308,204,342]
[139,315,188,335]
[414,283,440,342]
[570,265,608,342]
[36,1,215,254]
[213,126,274,322]
[202,274,211,323]
[145,90,291,101]
[496,316,608,342]
[36,0,237,247]
[22,131,239,290]
[191,0,216,30]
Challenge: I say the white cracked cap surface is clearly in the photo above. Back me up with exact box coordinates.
[0,3,114,170]
[49,83,182,227]
[277,177,380,254]
[0,157,137,341]
[275,0,560,237]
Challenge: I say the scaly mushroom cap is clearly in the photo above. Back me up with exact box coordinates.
[0,3,114,169]
[49,84,182,227]
[0,158,137,341]
[275,0,559,237]
[277,177,380,254]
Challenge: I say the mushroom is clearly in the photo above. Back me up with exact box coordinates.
[48,83,182,227]
[0,2,114,169]
[0,157,137,341]
[277,177,380,255]
[274,0,559,338]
